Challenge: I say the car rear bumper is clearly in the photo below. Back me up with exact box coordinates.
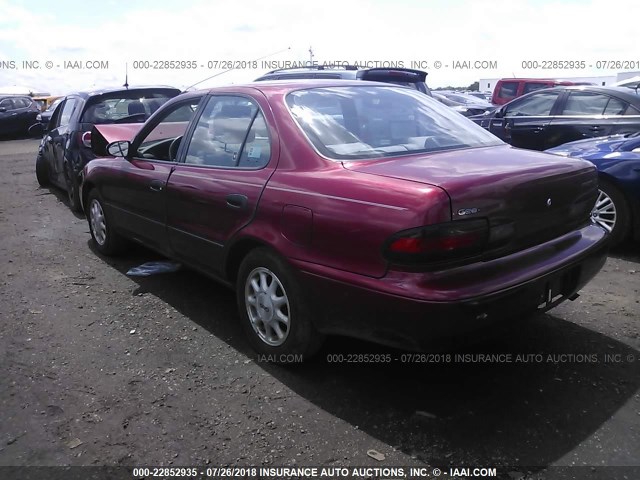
[295,223,609,351]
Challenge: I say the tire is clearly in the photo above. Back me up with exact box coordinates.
[592,179,631,247]
[236,248,325,361]
[86,189,127,255]
[35,154,49,187]
[64,163,82,212]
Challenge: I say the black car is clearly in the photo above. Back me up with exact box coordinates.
[36,97,64,129]
[34,86,181,211]
[255,65,432,96]
[0,95,40,137]
[472,86,640,150]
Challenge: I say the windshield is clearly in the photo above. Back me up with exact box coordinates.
[286,86,503,160]
[81,91,176,124]
[46,98,63,112]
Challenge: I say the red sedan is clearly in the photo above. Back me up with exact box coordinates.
[81,81,608,360]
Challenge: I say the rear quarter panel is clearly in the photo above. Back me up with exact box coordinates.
[236,87,452,278]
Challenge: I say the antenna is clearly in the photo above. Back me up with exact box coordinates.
[183,47,291,91]
[123,63,129,89]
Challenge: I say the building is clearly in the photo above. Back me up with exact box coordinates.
[478,71,640,94]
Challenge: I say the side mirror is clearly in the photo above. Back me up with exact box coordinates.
[493,107,504,118]
[28,123,44,137]
[107,140,131,158]
[0,107,6,113]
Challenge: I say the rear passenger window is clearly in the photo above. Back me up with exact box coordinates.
[184,96,269,169]
[561,92,609,115]
[603,98,628,115]
[497,82,518,99]
[625,105,640,115]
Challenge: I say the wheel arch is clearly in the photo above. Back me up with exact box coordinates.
[224,236,272,284]
[81,180,96,216]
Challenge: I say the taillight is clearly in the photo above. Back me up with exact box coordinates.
[383,219,489,265]
[81,131,91,148]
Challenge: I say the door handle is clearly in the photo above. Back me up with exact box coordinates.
[226,193,248,209]
[149,179,164,192]
[589,126,602,131]
[533,127,544,133]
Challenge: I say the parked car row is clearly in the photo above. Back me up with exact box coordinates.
[29,79,606,360]
[33,86,181,211]
[31,66,640,359]
[471,85,640,245]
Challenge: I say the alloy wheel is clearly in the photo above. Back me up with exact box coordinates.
[244,267,290,346]
[591,189,616,233]
[89,199,107,246]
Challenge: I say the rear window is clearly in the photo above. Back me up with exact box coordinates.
[287,86,503,160]
[497,82,518,98]
[81,91,177,124]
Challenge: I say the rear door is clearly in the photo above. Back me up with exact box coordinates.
[102,97,203,254]
[166,94,277,276]
[547,91,628,148]
[492,89,562,150]
[48,97,80,182]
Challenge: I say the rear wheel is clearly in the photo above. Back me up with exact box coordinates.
[591,180,630,247]
[87,189,127,255]
[236,248,325,361]
[64,163,82,212]
[35,154,49,187]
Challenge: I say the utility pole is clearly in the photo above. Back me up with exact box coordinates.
[309,46,314,66]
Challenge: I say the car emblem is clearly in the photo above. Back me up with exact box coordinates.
[457,207,480,216]
[546,198,552,207]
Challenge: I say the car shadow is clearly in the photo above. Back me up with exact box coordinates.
[608,239,640,264]
[88,242,640,468]
[39,185,85,219]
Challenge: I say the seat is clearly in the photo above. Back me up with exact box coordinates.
[148,100,162,114]
[128,101,145,116]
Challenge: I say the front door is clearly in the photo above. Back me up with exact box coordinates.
[103,97,203,254]
[497,89,562,150]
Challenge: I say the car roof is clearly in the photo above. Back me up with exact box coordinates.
[0,95,33,99]
[497,78,585,82]
[536,85,640,102]
[207,79,412,95]
[64,85,181,99]
[168,80,415,105]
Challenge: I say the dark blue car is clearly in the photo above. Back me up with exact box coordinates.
[33,86,180,211]
[546,133,640,246]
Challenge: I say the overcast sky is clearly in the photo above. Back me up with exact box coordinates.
[0,0,637,94]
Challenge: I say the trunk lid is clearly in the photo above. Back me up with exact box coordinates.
[344,145,598,252]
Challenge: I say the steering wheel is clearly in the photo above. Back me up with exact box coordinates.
[169,136,183,161]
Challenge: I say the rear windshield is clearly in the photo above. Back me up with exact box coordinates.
[81,91,176,124]
[287,86,503,160]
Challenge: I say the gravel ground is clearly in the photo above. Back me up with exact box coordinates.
[0,139,639,478]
